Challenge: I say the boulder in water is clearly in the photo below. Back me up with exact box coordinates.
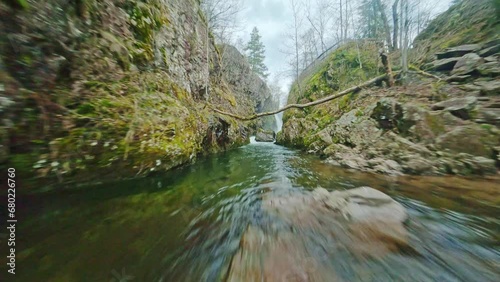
[226,187,410,281]
[255,129,275,142]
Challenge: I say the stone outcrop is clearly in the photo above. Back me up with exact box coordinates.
[0,0,267,187]
[279,0,500,177]
[451,53,485,75]
[436,44,482,60]
[280,39,499,176]
[219,45,278,132]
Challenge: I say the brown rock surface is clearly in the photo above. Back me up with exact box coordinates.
[226,187,409,281]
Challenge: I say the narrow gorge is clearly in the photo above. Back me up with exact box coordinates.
[0,0,499,281]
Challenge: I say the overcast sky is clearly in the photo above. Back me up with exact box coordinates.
[236,0,454,92]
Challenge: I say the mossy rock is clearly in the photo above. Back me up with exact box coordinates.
[370,98,404,131]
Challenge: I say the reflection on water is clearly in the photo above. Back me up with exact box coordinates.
[2,142,499,281]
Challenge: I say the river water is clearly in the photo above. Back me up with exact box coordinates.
[5,141,499,281]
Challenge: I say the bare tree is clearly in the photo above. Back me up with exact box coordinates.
[201,0,245,44]
[306,0,333,53]
[401,0,410,75]
[300,28,319,69]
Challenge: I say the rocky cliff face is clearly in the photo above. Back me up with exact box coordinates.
[278,0,500,176]
[0,0,263,188]
[220,45,278,132]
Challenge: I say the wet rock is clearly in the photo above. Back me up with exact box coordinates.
[277,118,318,147]
[464,156,497,175]
[367,158,403,175]
[341,156,369,171]
[475,109,500,125]
[338,187,408,223]
[429,57,460,72]
[258,187,409,257]
[308,129,333,153]
[329,111,381,149]
[255,129,275,142]
[409,111,465,143]
[494,146,500,164]
[0,96,15,114]
[436,125,499,158]
[402,155,436,175]
[460,83,483,92]
[478,44,500,57]
[440,154,498,175]
[447,74,472,82]
[475,80,500,96]
[324,144,367,170]
[431,96,477,120]
[226,226,339,282]
[477,62,500,76]
[284,186,406,227]
[370,98,403,130]
[451,53,484,75]
[0,127,8,164]
[386,132,433,156]
[436,44,482,60]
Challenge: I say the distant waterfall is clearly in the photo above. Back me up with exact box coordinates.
[273,85,289,133]
[274,113,283,132]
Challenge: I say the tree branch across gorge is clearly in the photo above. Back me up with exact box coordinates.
[209,72,399,121]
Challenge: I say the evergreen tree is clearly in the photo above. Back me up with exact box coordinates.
[244,27,269,79]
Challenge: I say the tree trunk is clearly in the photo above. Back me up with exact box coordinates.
[380,50,394,87]
[292,0,302,96]
[401,0,409,76]
[339,0,344,41]
[399,0,403,54]
[344,0,348,40]
[392,0,400,50]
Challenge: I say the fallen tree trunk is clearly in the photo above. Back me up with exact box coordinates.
[209,73,398,121]
[409,66,442,81]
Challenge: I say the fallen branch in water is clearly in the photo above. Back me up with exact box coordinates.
[209,73,397,121]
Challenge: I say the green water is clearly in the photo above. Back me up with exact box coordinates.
[3,141,499,281]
